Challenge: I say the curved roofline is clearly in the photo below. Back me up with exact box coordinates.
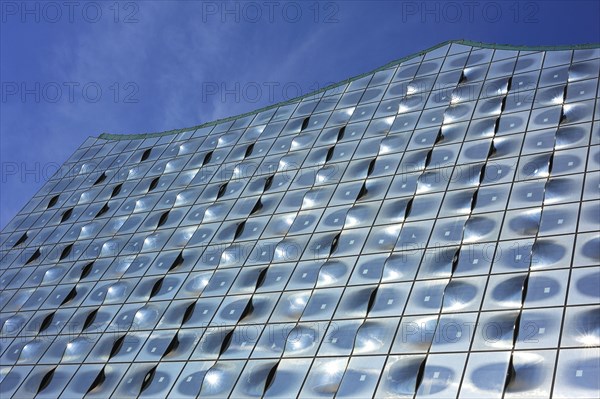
[98,39,600,141]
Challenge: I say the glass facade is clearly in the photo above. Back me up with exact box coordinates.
[0,41,599,398]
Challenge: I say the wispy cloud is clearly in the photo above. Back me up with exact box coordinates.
[2,0,599,229]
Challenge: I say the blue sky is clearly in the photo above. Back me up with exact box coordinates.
[1,0,599,229]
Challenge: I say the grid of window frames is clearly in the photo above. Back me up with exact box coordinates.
[0,42,599,399]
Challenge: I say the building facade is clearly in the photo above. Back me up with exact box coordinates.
[0,41,599,398]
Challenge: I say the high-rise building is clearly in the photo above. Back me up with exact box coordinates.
[0,40,599,399]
